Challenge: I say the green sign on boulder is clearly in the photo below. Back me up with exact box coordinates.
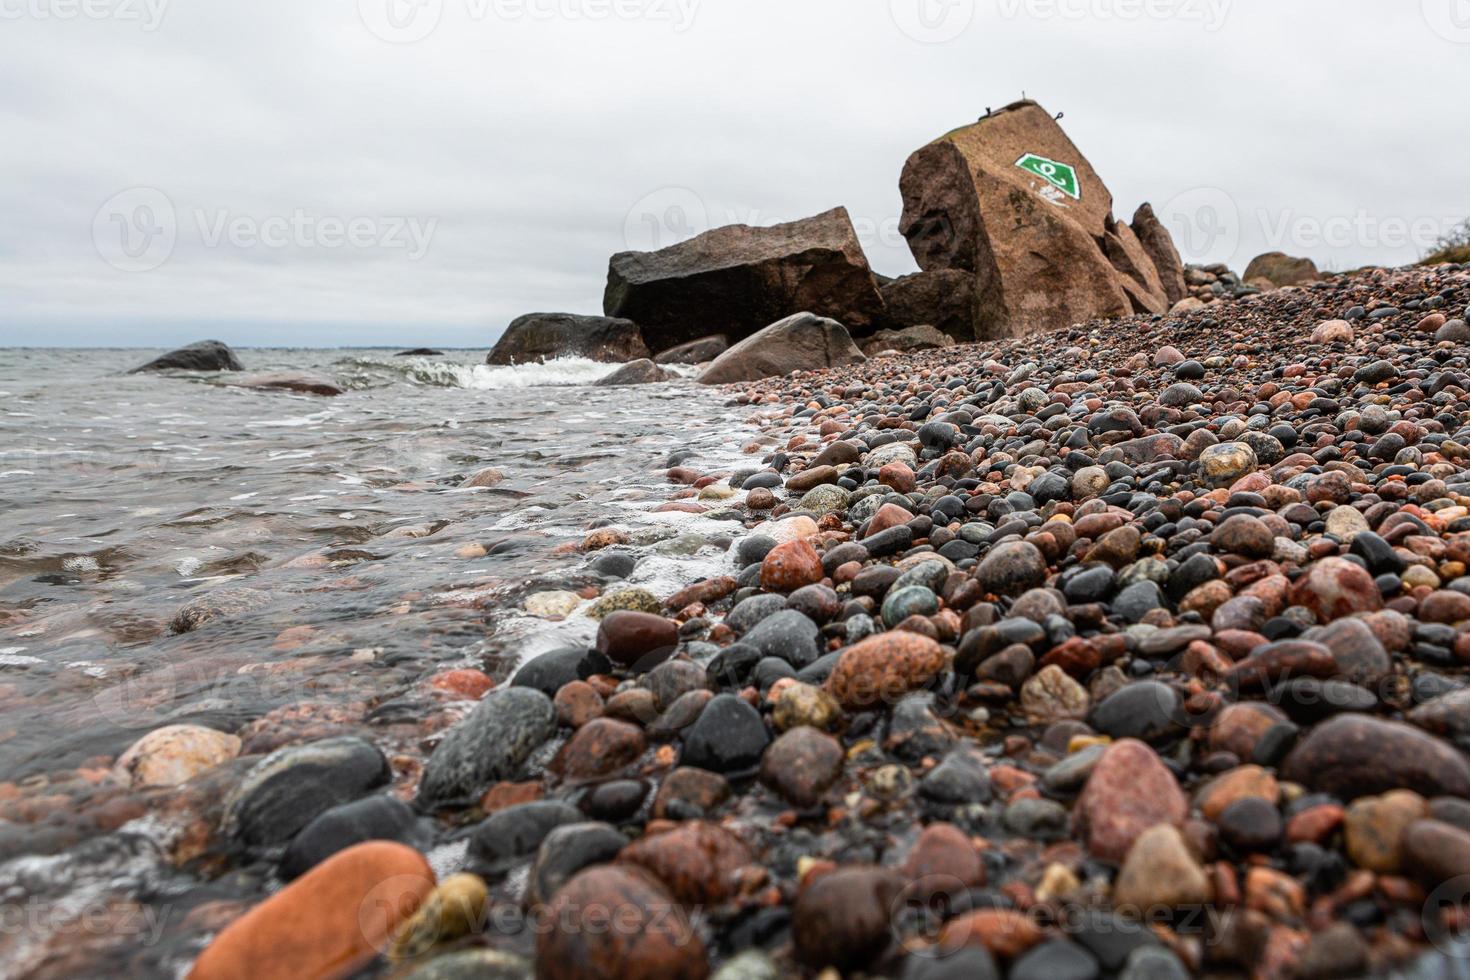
[1016,153,1081,201]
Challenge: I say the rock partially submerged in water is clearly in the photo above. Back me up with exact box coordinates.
[113,724,241,789]
[395,348,444,356]
[416,687,557,810]
[223,736,391,851]
[697,312,865,385]
[594,358,671,386]
[278,793,419,880]
[230,371,345,396]
[170,587,272,634]
[129,339,243,373]
[487,313,649,365]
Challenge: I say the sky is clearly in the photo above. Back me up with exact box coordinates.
[1,0,1468,349]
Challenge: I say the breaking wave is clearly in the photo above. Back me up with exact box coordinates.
[333,353,621,390]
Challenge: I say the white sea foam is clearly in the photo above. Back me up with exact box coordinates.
[343,354,620,390]
[452,357,620,390]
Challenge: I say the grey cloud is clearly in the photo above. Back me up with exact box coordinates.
[1,0,1466,347]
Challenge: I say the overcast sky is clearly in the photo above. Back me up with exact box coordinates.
[2,0,1467,348]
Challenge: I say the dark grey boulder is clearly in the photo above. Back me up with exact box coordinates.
[130,340,242,373]
[594,358,670,386]
[224,736,390,852]
[605,207,885,354]
[416,687,557,810]
[487,313,649,365]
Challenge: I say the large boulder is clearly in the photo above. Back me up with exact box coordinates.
[899,100,1174,338]
[1132,203,1189,305]
[487,313,649,366]
[878,269,976,341]
[697,313,865,385]
[130,340,242,373]
[1243,252,1321,287]
[604,207,885,354]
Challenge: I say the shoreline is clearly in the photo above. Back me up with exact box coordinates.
[5,261,1470,977]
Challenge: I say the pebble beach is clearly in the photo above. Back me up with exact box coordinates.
[5,262,1470,979]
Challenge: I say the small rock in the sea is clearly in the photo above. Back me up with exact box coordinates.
[595,610,679,668]
[224,736,390,851]
[279,794,418,880]
[114,723,241,788]
[525,590,581,617]
[526,822,628,909]
[460,466,505,489]
[417,688,556,810]
[551,718,647,781]
[759,538,824,592]
[587,586,662,618]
